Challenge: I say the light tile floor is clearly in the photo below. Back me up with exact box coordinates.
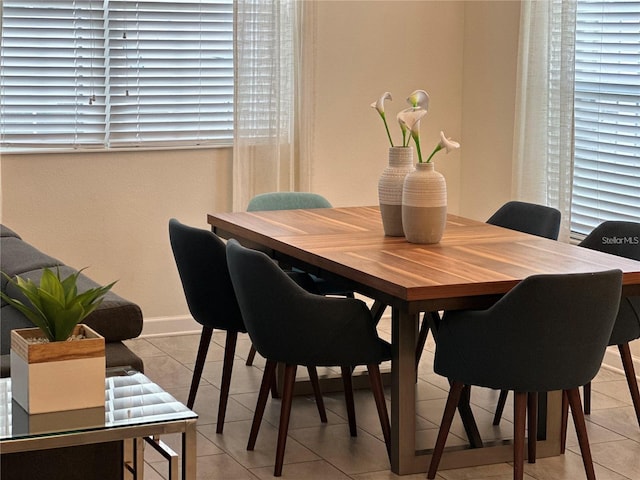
[124,316,640,479]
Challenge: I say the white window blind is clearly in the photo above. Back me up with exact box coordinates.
[571,0,640,235]
[0,0,233,151]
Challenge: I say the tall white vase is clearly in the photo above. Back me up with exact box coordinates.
[401,162,447,244]
[378,146,415,236]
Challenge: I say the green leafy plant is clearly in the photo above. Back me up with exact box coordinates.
[1,267,115,342]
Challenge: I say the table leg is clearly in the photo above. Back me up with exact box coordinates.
[144,436,178,479]
[182,419,198,480]
[391,306,419,474]
[134,437,144,480]
[370,300,388,326]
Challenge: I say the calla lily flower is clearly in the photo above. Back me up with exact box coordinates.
[371,91,392,115]
[397,108,428,162]
[370,92,394,146]
[371,89,453,161]
[426,131,461,163]
[407,90,430,110]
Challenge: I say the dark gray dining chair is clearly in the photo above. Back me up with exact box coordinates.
[416,201,562,371]
[244,191,355,368]
[578,221,640,425]
[427,270,622,480]
[169,218,245,432]
[486,200,561,240]
[226,239,391,477]
[487,201,562,423]
[169,219,327,433]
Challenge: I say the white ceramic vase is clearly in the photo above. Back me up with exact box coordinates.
[378,146,415,236]
[401,162,447,244]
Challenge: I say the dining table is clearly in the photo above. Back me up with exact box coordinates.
[208,205,640,475]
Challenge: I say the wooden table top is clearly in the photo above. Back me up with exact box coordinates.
[208,206,640,309]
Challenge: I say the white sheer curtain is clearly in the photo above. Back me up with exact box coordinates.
[511,0,577,241]
[233,0,313,211]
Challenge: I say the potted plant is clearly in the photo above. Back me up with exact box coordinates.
[1,267,115,414]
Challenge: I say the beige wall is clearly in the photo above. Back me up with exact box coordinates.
[460,0,521,219]
[0,1,521,332]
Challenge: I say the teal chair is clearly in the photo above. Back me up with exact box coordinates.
[247,192,332,211]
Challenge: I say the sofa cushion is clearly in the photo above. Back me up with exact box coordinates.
[0,225,21,238]
[1,236,63,296]
[0,305,35,354]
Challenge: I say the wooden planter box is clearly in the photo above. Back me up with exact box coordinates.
[10,324,106,414]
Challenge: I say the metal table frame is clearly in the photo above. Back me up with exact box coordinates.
[1,372,198,480]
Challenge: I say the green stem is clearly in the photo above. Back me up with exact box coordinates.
[382,116,394,147]
[412,133,423,163]
[426,144,442,163]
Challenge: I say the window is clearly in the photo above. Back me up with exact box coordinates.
[0,0,233,151]
[571,0,640,235]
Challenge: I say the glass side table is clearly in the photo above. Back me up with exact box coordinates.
[0,370,198,480]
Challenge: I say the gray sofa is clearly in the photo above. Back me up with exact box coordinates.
[0,224,144,377]
[1,224,145,480]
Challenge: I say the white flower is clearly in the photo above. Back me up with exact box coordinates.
[371,89,458,163]
[371,92,394,146]
[439,131,460,152]
[426,131,461,163]
[397,108,427,135]
[397,108,428,162]
[370,91,392,116]
[407,90,430,110]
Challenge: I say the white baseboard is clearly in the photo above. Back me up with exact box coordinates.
[601,345,640,381]
[140,315,201,338]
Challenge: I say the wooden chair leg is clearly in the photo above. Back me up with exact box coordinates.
[270,363,281,399]
[367,364,391,460]
[457,384,483,448]
[619,342,640,428]
[216,330,238,434]
[527,392,537,463]
[416,311,443,369]
[246,344,257,366]
[427,381,465,479]
[187,326,213,409]
[493,390,509,425]
[274,364,297,477]
[307,366,327,423]
[247,359,277,451]
[566,387,596,480]
[561,390,569,454]
[513,391,527,480]
[341,366,357,437]
[583,381,591,415]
